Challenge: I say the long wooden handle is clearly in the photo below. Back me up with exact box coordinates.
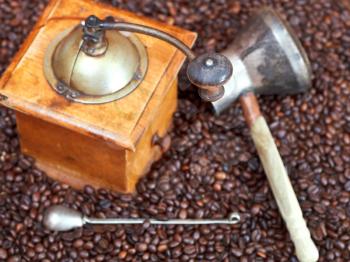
[240,93,319,262]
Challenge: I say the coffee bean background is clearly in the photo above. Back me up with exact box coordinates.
[1,0,350,261]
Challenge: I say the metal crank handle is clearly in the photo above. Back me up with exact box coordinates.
[43,205,240,232]
[82,15,233,102]
[240,93,319,262]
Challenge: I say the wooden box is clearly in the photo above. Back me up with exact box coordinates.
[0,0,196,192]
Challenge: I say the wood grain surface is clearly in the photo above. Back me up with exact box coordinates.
[0,0,196,150]
[0,0,197,192]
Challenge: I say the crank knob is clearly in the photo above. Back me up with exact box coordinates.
[187,53,232,102]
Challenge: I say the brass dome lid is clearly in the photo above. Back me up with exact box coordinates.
[44,25,148,104]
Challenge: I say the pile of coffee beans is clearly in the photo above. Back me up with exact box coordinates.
[1,0,350,261]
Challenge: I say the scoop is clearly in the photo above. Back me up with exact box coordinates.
[43,205,240,232]
[210,8,318,262]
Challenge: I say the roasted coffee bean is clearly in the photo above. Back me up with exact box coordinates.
[0,248,8,260]
[72,239,84,248]
[1,0,350,261]
[135,243,148,252]
[183,245,196,255]
[98,238,109,250]
[7,256,21,262]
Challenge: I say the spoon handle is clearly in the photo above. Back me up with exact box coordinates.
[84,213,240,225]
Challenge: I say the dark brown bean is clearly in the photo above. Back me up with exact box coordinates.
[0,248,8,260]
[183,245,196,255]
[136,243,148,252]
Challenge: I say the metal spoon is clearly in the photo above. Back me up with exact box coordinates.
[43,205,240,232]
